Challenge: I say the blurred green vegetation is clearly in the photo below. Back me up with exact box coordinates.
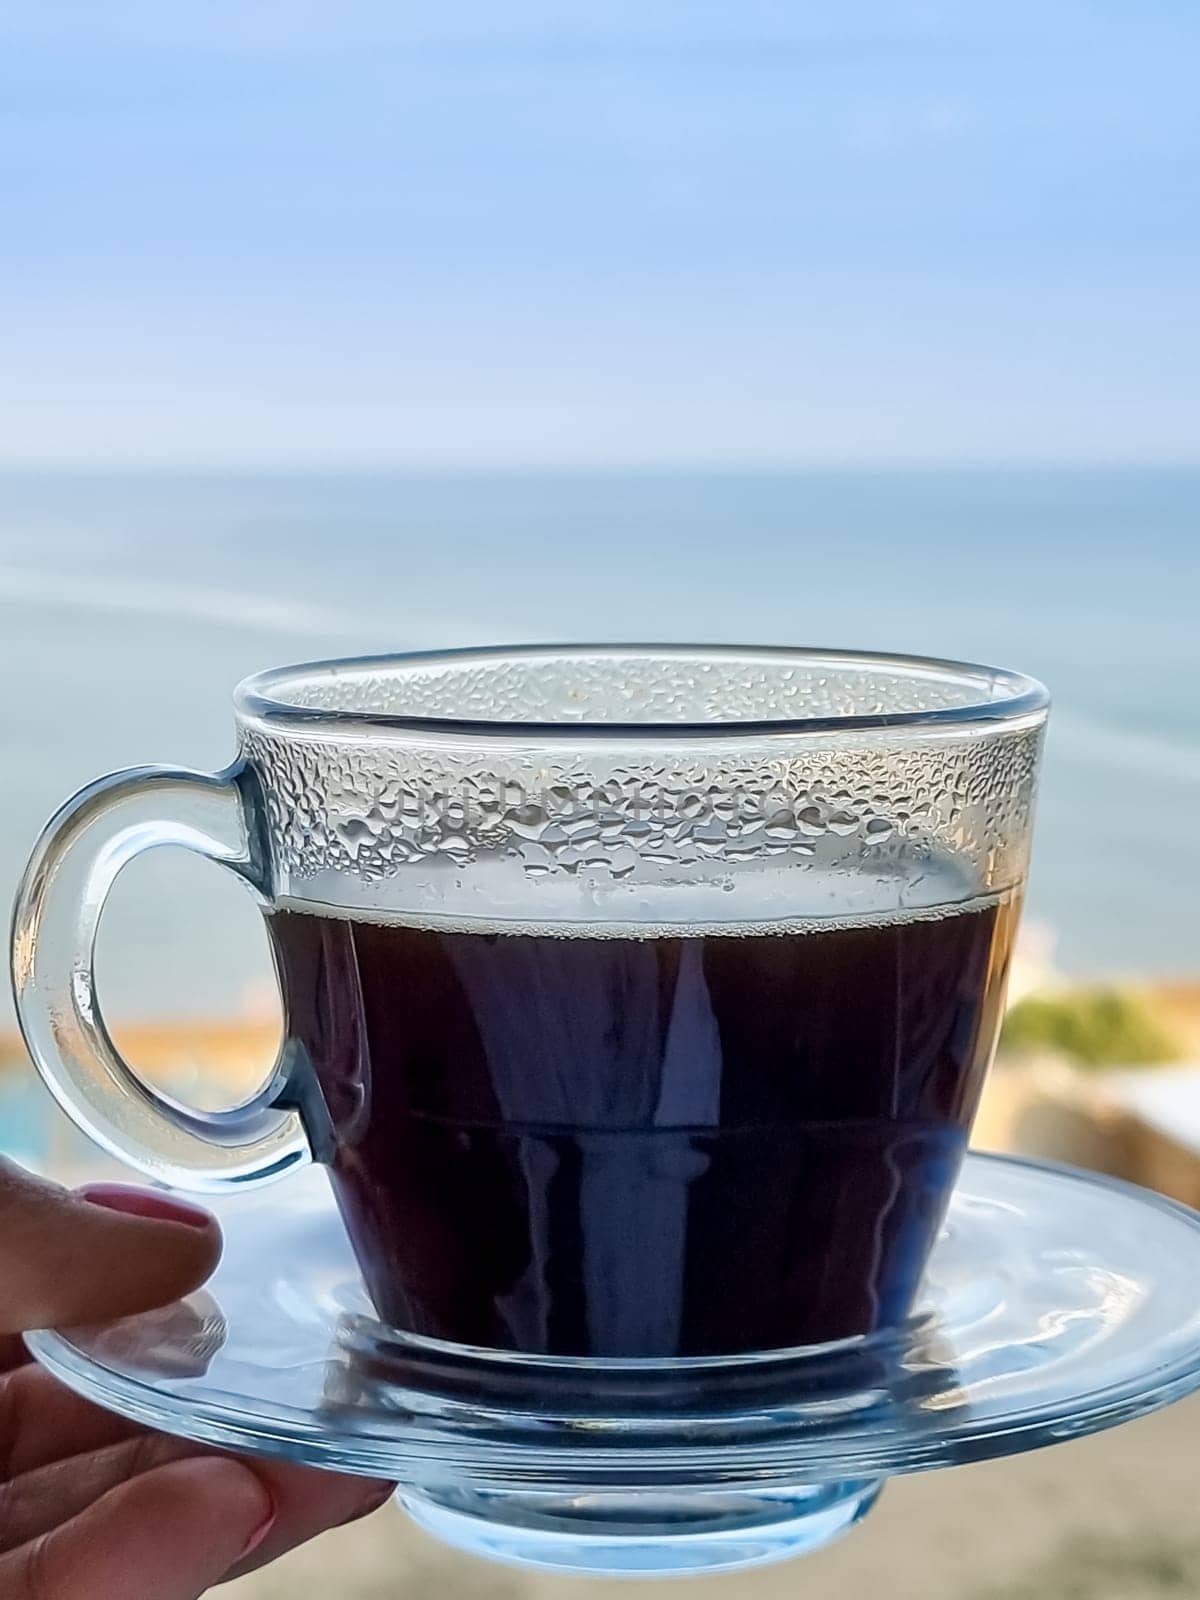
[1000,988,1183,1069]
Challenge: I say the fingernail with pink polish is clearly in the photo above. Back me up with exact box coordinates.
[238,1498,277,1560]
[76,1183,214,1231]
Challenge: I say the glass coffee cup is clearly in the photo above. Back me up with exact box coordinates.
[12,645,1047,1359]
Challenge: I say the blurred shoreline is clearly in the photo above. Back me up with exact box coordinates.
[6,959,1200,1198]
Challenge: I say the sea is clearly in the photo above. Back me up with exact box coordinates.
[1,466,1197,1046]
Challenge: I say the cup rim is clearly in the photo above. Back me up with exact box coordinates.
[234,642,1050,739]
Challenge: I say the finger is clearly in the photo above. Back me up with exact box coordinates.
[0,1417,393,1573]
[0,1456,273,1600]
[0,1364,145,1476]
[0,1161,220,1334]
[223,1458,395,1580]
[0,1335,32,1372]
[0,1429,196,1551]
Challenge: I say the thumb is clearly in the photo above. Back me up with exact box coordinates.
[0,1158,220,1335]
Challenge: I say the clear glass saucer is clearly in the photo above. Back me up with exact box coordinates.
[28,1153,1200,1577]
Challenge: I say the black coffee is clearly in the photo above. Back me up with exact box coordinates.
[268,897,1016,1357]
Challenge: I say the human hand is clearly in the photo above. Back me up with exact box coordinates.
[0,1159,393,1598]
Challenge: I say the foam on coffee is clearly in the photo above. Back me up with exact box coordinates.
[276,850,996,941]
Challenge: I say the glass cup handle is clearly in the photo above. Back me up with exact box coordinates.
[10,763,310,1191]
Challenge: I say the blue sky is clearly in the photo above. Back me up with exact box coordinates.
[1,3,1197,466]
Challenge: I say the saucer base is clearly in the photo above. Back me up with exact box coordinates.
[399,1478,883,1575]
